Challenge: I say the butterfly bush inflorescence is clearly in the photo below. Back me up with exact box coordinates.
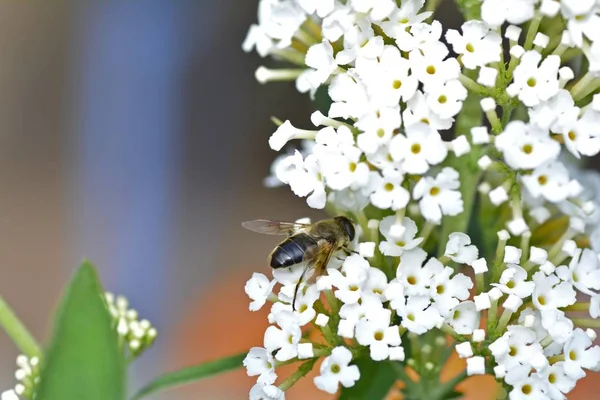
[242,1,600,399]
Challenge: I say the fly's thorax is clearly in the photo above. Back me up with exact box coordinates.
[308,219,350,247]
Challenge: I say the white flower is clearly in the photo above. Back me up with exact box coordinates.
[540,309,574,344]
[492,326,541,370]
[557,108,600,158]
[445,21,502,69]
[336,21,384,65]
[528,89,579,132]
[522,162,573,203]
[298,0,335,18]
[425,79,468,119]
[315,129,370,191]
[339,295,388,333]
[535,362,577,400]
[409,41,460,90]
[292,285,321,325]
[394,21,443,53]
[481,0,536,27]
[403,91,453,131]
[380,0,431,40]
[0,391,19,400]
[284,154,327,209]
[356,46,418,107]
[495,121,560,170]
[429,263,473,317]
[325,254,370,304]
[507,51,560,107]
[264,311,302,361]
[413,167,464,224]
[246,273,276,312]
[556,248,600,295]
[563,329,600,379]
[531,272,576,311]
[446,301,480,334]
[244,347,277,385]
[355,317,402,361]
[328,72,369,120]
[390,123,448,174]
[561,0,600,47]
[355,107,401,154]
[363,267,389,300]
[379,216,423,257]
[368,169,410,210]
[250,383,286,400]
[494,264,535,298]
[314,346,360,394]
[303,40,338,90]
[382,278,404,311]
[398,296,441,334]
[396,248,433,296]
[322,6,356,42]
[269,121,317,152]
[244,0,306,53]
[504,369,548,400]
[444,233,479,265]
[350,0,396,21]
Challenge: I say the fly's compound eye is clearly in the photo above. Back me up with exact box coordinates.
[335,216,355,242]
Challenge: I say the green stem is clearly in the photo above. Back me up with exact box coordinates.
[570,71,596,101]
[523,14,542,50]
[0,294,43,358]
[572,318,600,329]
[278,358,318,391]
[459,73,489,97]
[564,302,589,312]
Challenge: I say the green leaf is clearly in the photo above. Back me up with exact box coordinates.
[131,353,246,400]
[36,261,125,400]
[338,358,397,400]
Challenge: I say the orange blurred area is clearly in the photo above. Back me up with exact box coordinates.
[171,270,600,399]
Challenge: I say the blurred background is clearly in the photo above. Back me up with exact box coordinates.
[0,2,597,400]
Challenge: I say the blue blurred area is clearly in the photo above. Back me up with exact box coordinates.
[73,0,187,329]
[0,1,310,396]
[71,1,197,388]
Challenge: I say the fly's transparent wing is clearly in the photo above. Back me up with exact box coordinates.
[242,219,310,236]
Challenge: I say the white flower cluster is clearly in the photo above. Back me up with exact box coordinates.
[1,356,39,400]
[243,0,600,399]
[105,292,158,358]
[244,232,476,398]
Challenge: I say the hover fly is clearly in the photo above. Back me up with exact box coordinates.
[242,216,356,310]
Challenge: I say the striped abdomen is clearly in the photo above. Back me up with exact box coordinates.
[270,233,317,269]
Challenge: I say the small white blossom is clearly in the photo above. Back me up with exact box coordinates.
[563,329,600,379]
[413,167,464,224]
[494,264,535,298]
[355,317,402,361]
[444,233,479,265]
[244,347,277,385]
[507,51,561,107]
[390,123,448,174]
[481,0,536,27]
[368,169,410,210]
[447,301,480,334]
[246,273,277,311]
[495,121,560,170]
[250,384,286,400]
[314,346,360,394]
[445,21,502,69]
[379,216,423,257]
